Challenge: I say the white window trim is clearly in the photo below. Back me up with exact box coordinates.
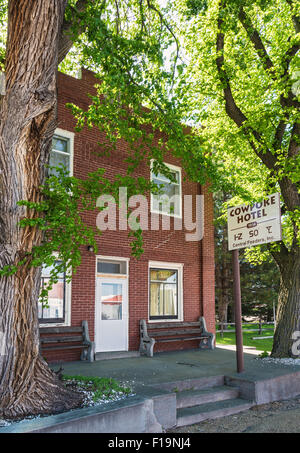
[96,255,130,278]
[150,160,182,219]
[52,128,74,177]
[148,261,184,323]
[39,253,72,328]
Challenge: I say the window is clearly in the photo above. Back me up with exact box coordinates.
[149,268,179,320]
[39,261,66,324]
[101,283,123,320]
[97,259,127,275]
[151,163,182,217]
[49,128,74,177]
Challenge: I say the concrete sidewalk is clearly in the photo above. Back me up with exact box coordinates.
[215,344,265,355]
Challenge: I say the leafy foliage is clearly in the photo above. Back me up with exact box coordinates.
[0,164,155,304]
[0,0,299,311]
[0,0,226,300]
[172,0,299,264]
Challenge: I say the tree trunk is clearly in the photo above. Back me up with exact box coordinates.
[217,293,228,325]
[215,217,232,328]
[271,252,300,358]
[0,0,82,419]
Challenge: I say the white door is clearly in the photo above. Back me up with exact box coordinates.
[95,277,128,352]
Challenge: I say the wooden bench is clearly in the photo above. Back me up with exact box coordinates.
[139,317,215,357]
[40,320,95,362]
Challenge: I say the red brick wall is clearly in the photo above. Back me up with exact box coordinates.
[42,69,215,362]
[201,184,216,336]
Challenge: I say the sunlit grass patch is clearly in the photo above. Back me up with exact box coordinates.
[62,375,134,406]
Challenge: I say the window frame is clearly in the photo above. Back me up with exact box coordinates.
[96,256,130,279]
[50,128,74,177]
[38,262,66,324]
[38,254,72,327]
[148,261,184,323]
[149,268,179,320]
[150,161,182,219]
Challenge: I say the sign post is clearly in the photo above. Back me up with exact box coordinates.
[232,249,244,373]
[227,193,282,373]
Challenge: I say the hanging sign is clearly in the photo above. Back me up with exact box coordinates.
[228,193,282,251]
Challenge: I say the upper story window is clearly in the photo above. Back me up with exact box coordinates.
[151,162,182,218]
[49,128,74,177]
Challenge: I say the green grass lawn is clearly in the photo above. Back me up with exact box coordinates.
[216,324,274,353]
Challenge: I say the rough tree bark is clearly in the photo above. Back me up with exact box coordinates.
[0,0,84,419]
[271,247,300,357]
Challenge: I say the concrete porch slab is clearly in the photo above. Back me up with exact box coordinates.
[2,348,300,433]
[58,347,300,389]
[60,347,300,406]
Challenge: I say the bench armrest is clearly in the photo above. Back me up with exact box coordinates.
[199,316,215,350]
[81,320,95,362]
[139,319,155,357]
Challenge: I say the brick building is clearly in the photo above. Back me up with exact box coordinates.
[39,69,215,362]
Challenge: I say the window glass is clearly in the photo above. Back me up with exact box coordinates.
[97,260,127,275]
[151,166,181,216]
[154,170,180,184]
[39,261,65,323]
[52,137,69,153]
[49,135,70,176]
[101,283,123,320]
[150,269,178,319]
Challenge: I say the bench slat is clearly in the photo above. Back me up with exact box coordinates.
[41,344,88,351]
[39,326,83,334]
[40,335,83,344]
[156,336,208,343]
[146,322,200,329]
[150,329,202,337]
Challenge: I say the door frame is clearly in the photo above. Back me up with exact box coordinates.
[94,256,130,353]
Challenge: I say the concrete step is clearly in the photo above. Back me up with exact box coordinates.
[151,375,224,392]
[176,386,240,409]
[176,398,253,427]
[95,351,140,361]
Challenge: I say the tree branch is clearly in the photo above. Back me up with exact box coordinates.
[237,5,300,151]
[58,0,97,64]
[146,0,179,93]
[239,6,299,93]
[288,122,300,158]
[274,120,287,150]
[268,242,290,272]
[286,0,300,33]
[238,7,273,73]
[216,13,277,171]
